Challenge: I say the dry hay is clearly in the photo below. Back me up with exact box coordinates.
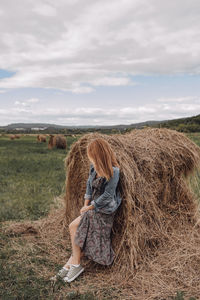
[48,134,67,149]
[4,223,39,236]
[65,128,200,284]
[3,197,200,299]
[37,134,46,142]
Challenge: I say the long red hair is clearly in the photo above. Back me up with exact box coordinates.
[87,138,120,181]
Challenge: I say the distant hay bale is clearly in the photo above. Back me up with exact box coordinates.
[14,134,21,139]
[64,128,200,277]
[48,134,67,149]
[10,135,16,140]
[37,134,46,143]
[9,134,20,140]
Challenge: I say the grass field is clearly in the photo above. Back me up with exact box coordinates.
[0,132,200,300]
[0,135,71,222]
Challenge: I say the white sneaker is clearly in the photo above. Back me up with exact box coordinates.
[50,266,70,281]
[63,265,84,283]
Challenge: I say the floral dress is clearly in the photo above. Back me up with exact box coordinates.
[74,174,116,265]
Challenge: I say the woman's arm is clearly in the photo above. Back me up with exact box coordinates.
[84,178,92,201]
[91,167,120,213]
[84,199,90,206]
[83,164,94,203]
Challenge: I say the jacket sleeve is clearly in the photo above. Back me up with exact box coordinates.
[90,167,120,212]
[84,164,93,200]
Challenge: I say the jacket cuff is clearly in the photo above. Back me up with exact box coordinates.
[90,200,98,212]
[84,194,92,200]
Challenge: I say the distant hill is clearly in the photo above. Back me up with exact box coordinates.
[0,114,200,133]
[0,123,97,130]
[158,113,200,132]
[0,120,166,131]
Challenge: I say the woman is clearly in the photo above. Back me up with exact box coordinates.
[51,138,122,283]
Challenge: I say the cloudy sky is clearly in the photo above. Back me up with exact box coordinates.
[0,0,200,126]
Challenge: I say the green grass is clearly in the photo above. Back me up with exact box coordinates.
[0,229,98,300]
[0,135,76,222]
[170,290,197,300]
[185,133,200,201]
[185,132,200,147]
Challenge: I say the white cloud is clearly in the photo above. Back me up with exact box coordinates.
[91,77,133,86]
[121,106,157,113]
[32,4,57,16]
[0,97,199,126]
[70,86,95,94]
[14,101,29,107]
[0,0,200,92]
[157,96,199,103]
[0,109,8,114]
[13,98,40,109]
[27,98,40,103]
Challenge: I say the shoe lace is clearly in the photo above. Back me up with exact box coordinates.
[58,268,68,277]
[67,265,78,276]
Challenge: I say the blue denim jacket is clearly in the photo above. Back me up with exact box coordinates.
[84,163,122,214]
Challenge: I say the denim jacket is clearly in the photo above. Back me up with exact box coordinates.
[84,163,122,214]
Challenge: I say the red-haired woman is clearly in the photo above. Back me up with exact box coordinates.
[51,138,122,283]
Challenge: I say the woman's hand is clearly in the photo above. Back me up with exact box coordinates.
[80,205,90,215]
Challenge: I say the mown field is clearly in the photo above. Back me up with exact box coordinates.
[0,132,200,300]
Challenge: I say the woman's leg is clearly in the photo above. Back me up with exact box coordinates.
[64,215,83,267]
[64,251,84,269]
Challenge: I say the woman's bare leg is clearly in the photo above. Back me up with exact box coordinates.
[64,215,83,267]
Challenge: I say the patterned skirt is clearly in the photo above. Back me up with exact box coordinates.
[74,209,116,265]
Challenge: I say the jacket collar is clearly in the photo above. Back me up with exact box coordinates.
[90,163,96,180]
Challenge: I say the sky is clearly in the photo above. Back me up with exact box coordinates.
[0,0,200,126]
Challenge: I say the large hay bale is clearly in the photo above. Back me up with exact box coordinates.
[48,134,67,149]
[65,128,200,278]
